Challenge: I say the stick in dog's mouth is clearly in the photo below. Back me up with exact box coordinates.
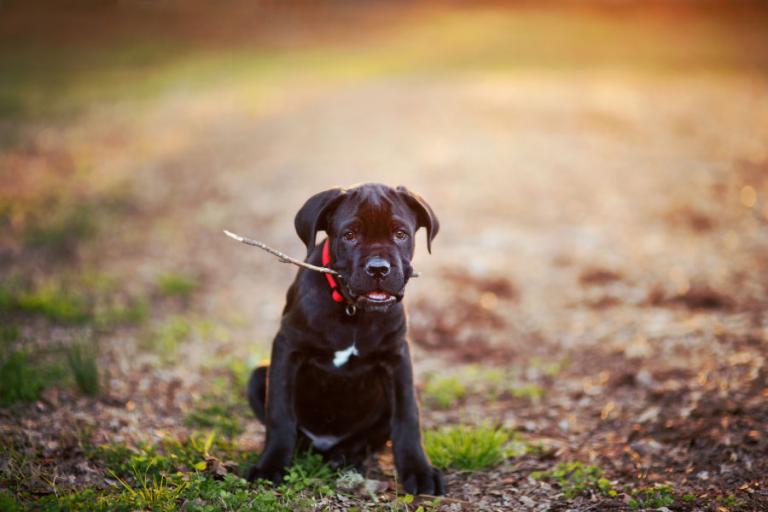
[224,229,420,278]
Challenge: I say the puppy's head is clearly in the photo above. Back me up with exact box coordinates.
[295,183,438,312]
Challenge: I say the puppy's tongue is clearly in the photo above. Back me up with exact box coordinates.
[366,291,391,301]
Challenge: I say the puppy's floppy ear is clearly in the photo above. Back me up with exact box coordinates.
[294,187,346,257]
[397,186,440,253]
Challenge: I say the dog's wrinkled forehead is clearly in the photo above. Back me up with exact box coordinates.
[294,183,438,256]
[330,185,415,234]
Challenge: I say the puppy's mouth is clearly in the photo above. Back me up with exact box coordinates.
[340,281,403,311]
[361,291,397,304]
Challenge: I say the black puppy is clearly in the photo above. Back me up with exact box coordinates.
[245,183,444,495]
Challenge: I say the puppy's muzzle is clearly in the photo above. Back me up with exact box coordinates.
[365,257,391,278]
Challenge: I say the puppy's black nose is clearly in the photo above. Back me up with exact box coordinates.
[365,257,391,278]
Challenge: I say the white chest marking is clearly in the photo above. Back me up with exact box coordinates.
[333,343,359,367]
[300,427,343,451]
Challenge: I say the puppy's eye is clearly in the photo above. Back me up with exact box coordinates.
[394,229,408,241]
[343,231,356,241]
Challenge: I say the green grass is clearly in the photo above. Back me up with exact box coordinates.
[0,490,21,512]
[185,404,244,438]
[533,464,697,506]
[0,272,154,405]
[12,430,442,510]
[629,483,676,509]
[184,358,254,438]
[1,275,151,328]
[145,317,237,363]
[156,272,199,298]
[92,431,237,480]
[529,356,570,378]
[509,383,545,402]
[0,350,62,407]
[147,316,193,360]
[13,187,135,257]
[66,340,100,396]
[94,298,148,327]
[11,282,91,324]
[532,461,617,499]
[423,424,511,471]
[421,364,552,409]
[716,494,743,508]
[0,339,104,406]
[422,376,467,409]
[51,438,339,512]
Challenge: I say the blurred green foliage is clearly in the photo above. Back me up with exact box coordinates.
[23,203,99,256]
[1,6,766,128]
[156,272,198,298]
[422,375,466,409]
[66,339,100,396]
[0,350,58,406]
[147,315,192,361]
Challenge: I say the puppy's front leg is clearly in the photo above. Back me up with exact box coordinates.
[389,341,445,496]
[247,335,299,485]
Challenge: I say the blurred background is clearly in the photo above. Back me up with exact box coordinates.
[1,1,767,510]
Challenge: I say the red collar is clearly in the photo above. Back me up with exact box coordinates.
[322,239,344,303]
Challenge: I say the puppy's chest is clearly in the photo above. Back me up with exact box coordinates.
[306,331,392,373]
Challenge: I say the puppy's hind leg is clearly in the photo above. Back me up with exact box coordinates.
[247,365,268,424]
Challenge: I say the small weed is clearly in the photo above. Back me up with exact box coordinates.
[629,483,675,508]
[529,356,570,377]
[423,375,466,409]
[0,490,21,512]
[509,383,545,402]
[156,272,198,298]
[424,423,510,471]
[716,494,742,507]
[66,340,100,396]
[0,349,60,406]
[388,492,441,512]
[682,492,696,502]
[532,461,617,499]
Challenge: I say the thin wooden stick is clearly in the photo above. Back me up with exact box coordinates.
[224,229,419,278]
[224,230,340,275]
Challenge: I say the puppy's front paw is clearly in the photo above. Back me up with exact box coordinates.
[401,464,445,496]
[246,463,285,485]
